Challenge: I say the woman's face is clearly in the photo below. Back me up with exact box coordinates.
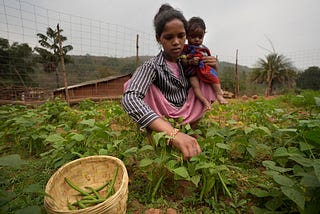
[158,19,186,62]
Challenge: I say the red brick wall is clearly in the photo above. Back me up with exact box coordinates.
[54,75,131,100]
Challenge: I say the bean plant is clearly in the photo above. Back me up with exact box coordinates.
[0,91,319,213]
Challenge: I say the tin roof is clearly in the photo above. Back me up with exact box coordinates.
[54,73,131,92]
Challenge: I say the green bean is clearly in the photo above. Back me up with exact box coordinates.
[105,166,119,199]
[85,186,103,200]
[77,201,87,209]
[94,180,111,192]
[82,195,97,200]
[67,202,76,210]
[64,177,90,196]
[78,198,105,205]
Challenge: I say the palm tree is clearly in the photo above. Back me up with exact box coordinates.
[34,26,73,88]
[251,53,296,96]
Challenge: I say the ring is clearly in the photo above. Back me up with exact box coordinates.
[193,147,198,153]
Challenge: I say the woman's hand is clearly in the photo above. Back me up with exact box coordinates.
[148,118,201,160]
[202,55,218,70]
[170,132,202,160]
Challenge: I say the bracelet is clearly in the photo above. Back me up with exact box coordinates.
[167,128,179,145]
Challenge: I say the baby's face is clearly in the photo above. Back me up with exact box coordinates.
[187,27,205,46]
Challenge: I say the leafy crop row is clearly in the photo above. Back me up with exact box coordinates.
[0,91,320,213]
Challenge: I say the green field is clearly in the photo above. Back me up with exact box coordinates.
[1,90,320,214]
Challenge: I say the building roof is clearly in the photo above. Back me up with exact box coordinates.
[54,73,131,92]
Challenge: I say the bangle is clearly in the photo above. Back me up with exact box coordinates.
[167,128,179,145]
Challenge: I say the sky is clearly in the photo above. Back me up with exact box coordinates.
[3,0,320,69]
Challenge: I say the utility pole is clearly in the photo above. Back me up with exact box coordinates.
[235,49,239,98]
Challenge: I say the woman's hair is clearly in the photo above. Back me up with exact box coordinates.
[187,17,206,33]
[153,4,188,40]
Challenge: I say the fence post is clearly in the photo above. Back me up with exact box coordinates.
[235,49,239,98]
[135,34,139,72]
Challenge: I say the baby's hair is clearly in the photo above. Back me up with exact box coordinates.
[187,17,206,33]
[153,4,188,40]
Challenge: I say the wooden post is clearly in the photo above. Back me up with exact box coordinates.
[235,49,239,98]
[135,34,139,72]
[57,24,70,104]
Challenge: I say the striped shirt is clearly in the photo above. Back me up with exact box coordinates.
[122,51,190,128]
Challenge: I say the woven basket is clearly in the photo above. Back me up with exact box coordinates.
[44,155,128,214]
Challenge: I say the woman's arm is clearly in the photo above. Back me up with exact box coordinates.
[122,63,159,128]
[148,118,202,160]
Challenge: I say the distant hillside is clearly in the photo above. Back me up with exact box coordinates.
[219,61,252,73]
[51,55,252,89]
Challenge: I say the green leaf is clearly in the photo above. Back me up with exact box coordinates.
[123,147,138,155]
[281,186,305,210]
[216,143,230,150]
[0,190,16,207]
[166,160,178,171]
[303,129,320,145]
[314,159,320,183]
[0,154,26,168]
[300,174,320,187]
[173,166,190,180]
[258,126,271,136]
[249,188,272,197]
[299,142,315,151]
[314,97,320,107]
[278,128,297,133]
[15,205,42,214]
[273,174,295,187]
[79,119,95,127]
[251,206,271,214]
[23,184,44,194]
[289,155,313,167]
[98,149,109,155]
[70,133,85,142]
[152,132,166,145]
[262,161,292,173]
[184,123,191,130]
[273,147,289,157]
[190,174,201,187]
[244,127,254,135]
[195,162,215,170]
[247,146,257,158]
[139,158,153,167]
[265,197,283,211]
[45,133,65,144]
[139,145,154,152]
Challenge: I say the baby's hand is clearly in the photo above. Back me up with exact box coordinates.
[189,57,200,65]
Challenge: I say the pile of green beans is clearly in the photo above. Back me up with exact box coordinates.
[64,166,119,210]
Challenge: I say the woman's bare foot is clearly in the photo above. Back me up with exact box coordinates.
[216,94,228,105]
[202,99,212,112]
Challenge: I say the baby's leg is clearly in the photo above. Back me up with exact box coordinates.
[212,83,228,104]
[190,76,211,110]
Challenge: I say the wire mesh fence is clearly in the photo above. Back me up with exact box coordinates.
[0,0,319,103]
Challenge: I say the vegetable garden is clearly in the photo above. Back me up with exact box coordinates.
[1,90,320,214]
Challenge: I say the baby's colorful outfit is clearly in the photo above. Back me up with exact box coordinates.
[182,44,220,84]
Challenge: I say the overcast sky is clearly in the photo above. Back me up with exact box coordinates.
[4,0,320,68]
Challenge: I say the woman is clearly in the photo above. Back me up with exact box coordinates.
[122,4,217,159]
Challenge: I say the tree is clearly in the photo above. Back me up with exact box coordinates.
[0,38,34,86]
[296,66,320,90]
[34,26,73,88]
[251,53,296,96]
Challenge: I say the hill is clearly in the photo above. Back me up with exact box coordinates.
[36,54,252,90]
